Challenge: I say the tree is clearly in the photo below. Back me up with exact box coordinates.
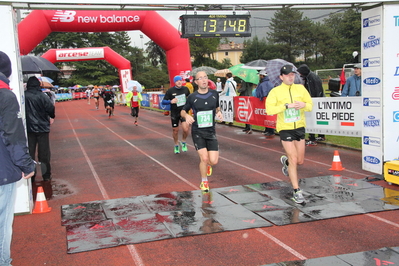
[240,36,284,63]
[145,40,166,67]
[189,38,220,66]
[267,7,306,62]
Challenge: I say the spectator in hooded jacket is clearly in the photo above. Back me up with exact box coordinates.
[25,76,55,183]
[255,70,275,136]
[0,51,35,266]
[297,64,325,146]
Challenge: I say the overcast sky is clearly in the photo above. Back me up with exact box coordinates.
[128,9,344,49]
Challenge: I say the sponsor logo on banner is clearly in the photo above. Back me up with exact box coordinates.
[51,10,140,24]
[56,48,104,60]
[363,57,380,68]
[395,15,399,26]
[363,15,381,27]
[237,97,253,122]
[364,156,380,164]
[394,111,399,122]
[363,35,380,49]
[364,115,380,127]
[395,67,399,76]
[363,136,381,147]
[392,87,399,100]
[363,77,380,85]
[388,169,399,176]
[363,97,381,107]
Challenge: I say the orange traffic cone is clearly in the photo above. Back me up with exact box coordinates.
[33,186,52,214]
[329,150,345,171]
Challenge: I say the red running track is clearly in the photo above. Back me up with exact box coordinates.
[11,99,399,266]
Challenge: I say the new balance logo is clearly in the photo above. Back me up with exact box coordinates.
[51,10,76,23]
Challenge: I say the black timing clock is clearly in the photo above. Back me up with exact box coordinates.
[180,14,251,38]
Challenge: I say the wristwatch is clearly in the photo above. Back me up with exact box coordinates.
[285,103,289,109]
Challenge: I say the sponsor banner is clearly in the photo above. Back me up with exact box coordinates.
[119,69,132,93]
[56,48,104,61]
[141,93,150,107]
[219,96,234,123]
[234,96,276,128]
[305,97,362,136]
[151,94,160,109]
[158,94,170,111]
[383,4,399,161]
[362,6,383,174]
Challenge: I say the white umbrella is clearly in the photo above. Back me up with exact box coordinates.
[127,80,143,92]
[242,59,268,70]
[188,66,218,76]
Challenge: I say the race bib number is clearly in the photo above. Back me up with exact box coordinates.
[284,108,300,123]
[197,110,213,128]
[107,100,113,104]
[175,94,186,107]
[132,95,138,102]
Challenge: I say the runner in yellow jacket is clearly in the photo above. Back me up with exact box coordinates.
[265,64,313,204]
[126,87,143,126]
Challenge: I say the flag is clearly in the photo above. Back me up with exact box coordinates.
[340,68,346,85]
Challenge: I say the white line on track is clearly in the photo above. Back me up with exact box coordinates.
[255,228,308,260]
[68,106,376,263]
[63,106,146,266]
[366,213,399,228]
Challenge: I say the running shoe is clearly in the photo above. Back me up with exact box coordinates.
[280,155,288,166]
[315,137,326,141]
[206,165,212,176]
[181,142,188,152]
[280,155,289,176]
[306,140,317,146]
[174,145,180,154]
[292,189,305,204]
[246,130,253,134]
[134,121,138,126]
[200,181,210,192]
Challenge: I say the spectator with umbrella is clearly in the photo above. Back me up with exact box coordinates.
[255,70,275,136]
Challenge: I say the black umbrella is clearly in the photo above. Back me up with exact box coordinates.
[21,55,60,74]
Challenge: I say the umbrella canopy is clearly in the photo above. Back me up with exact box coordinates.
[229,64,260,85]
[264,59,302,87]
[21,55,60,74]
[126,80,143,92]
[214,69,232,77]
[242,59,268,70]
[40,81,54,88]
[188,66,217,76]
[38,76,54,84]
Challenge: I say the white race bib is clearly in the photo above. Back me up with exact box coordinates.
[197,110,213,128]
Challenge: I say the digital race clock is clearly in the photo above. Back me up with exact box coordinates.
[180,14,251,38]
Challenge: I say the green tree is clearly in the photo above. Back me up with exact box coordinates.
[145,40,166,67]
[323,8,361,66]
[240,36,284,63]
[267,7,306,62]
[189,38,220,66]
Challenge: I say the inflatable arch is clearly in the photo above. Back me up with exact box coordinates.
[18,10,192,90]
[42,47,132,92]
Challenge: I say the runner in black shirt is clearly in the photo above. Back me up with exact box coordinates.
[101,87,115,118]
[162,76,190,154]
[181,71,223,192]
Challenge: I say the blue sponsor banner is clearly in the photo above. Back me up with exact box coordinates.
[158,94,170,111]
[141,93,150,107]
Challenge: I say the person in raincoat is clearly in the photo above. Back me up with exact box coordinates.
[125,85,143,126]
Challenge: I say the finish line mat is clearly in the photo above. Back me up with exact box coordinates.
[61,175,399,254]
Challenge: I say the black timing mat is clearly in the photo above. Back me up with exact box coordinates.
[61,175,399,254]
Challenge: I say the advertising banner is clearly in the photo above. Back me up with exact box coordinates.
[362,6,383,174]
[382,4,399,161]
[141,93,150,107]
[305,97,362,136]
[219,96,234,123]
[234,96,276,128]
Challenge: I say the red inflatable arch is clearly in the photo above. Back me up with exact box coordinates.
[42,47,133,92]
[18,10,192,89]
